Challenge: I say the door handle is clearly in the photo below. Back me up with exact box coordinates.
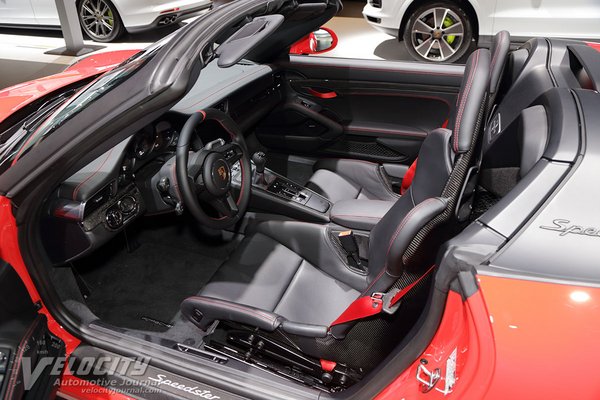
[306,87,338,99]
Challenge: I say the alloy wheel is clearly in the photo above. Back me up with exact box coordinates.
[80,0,115,40]
[410,7,465,62]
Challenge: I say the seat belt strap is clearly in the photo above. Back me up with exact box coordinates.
[388,264,436,307]
[400,158,418,195]
[330,265,435,327]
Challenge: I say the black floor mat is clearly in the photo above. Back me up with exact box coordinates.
[75,215,241,331]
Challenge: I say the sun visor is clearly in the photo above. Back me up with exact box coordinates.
[216,14,285,68]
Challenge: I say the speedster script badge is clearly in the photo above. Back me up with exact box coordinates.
[540,219,600,238]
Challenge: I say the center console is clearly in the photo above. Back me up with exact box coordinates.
[260,176,330,213]
[231,153,331,223]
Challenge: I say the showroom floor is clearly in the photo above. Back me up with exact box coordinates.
[0,1,415,90]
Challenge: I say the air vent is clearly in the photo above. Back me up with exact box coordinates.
[370,0,382,8]
[215,100,228,113]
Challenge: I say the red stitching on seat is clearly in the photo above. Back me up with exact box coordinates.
[453,50,480,152]
[490,31,507,76]
[331,214,382,219]
[361,198,440,296]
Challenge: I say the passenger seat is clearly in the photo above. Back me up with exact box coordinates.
[306,31,511,204]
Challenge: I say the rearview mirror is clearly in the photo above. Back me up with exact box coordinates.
[290,27,338,55]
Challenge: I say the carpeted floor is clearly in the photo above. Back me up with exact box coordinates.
[74,214,241,331]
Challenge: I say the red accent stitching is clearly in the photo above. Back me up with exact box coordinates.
[490,31,507,77]
[361,198,440,296]
[343,92,452,109]
[72,148,114,201]
[453,50,480,152]
[344,126,427,138]
[288,62,463,77]
[331,214,382,219]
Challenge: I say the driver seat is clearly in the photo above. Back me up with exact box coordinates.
[181,49,491,374]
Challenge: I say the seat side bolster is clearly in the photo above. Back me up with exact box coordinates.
[181,296,328,338]
[368,197,448,288]
[182,296,283,331]
[280,321,328,338]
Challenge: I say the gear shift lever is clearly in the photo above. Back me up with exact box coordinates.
[252,152,267,185]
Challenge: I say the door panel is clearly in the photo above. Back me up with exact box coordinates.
[257,56,464,164]
[0,262,63,399]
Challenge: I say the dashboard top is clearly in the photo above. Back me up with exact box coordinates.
[172,60,275,115]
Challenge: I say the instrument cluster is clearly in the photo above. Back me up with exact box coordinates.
[131,120,178,160]
[119,120,178,186]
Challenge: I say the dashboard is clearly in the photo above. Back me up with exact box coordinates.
[43,61,282,265]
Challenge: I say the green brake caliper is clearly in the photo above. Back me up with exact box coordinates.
[443,17,455,44]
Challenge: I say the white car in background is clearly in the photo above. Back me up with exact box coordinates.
[363,0,600,62]
[0,0,212,42]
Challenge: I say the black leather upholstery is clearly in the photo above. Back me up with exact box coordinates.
[330,199,395,231]
[184,193,447,332]
[254,220,368,289]
[181,49,492,369]
[452,50,491,153]
[305,34,506,204]
[489,31,511,97]
[306,159,400,203]
[409,128,454,204]
[198,229,362,326]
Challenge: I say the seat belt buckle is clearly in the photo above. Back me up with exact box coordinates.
[372,289,402,315]
[338,230,365,271]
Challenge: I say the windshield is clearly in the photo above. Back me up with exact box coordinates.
[0,40,167,173]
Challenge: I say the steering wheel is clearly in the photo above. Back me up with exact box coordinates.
[176,109,251,229]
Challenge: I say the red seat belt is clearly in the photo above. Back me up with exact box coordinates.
[400,158,418,195]
[399,119,447,195]
[330,265,436,326]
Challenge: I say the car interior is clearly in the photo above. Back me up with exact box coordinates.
[27,6,600,394]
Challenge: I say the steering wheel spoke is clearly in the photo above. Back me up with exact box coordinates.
[211,193,239,218]
[193,177,206,197]
[218,142,243,168]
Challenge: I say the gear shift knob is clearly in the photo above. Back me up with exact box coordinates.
[252,152,267,174]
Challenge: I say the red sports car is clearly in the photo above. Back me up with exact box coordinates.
[0,1,599,399]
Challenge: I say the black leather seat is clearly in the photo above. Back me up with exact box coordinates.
[488,31,511,110]
[182,49,491,371]
[306,158,400,203]
[306,31,510,204]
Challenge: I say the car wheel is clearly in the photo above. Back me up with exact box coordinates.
[77,0,124,43]
[402,2,473,63]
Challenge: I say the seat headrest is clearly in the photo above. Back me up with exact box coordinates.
[489,31,511,95]
[453,49,491,154]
